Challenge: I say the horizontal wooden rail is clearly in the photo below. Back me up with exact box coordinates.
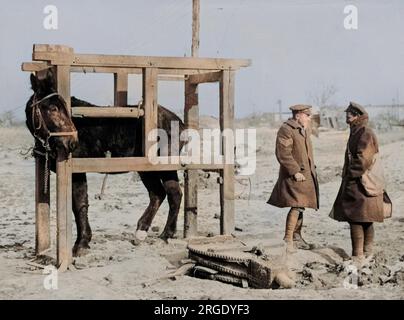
[72,157,225,173]
[72,107,144,118]
[32,51,251,71]
[188,71,222,84]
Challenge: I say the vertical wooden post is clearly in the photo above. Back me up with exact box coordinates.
[35,153,50,254]
[184,80,199,238]
[219,70,235,235]
[56,65,73,271]
[142,68,158,162]
[192,0,200,57]
[114,70,128,106]
[184,0,200,238]
[56,66,71,114]
[56,153,72,271]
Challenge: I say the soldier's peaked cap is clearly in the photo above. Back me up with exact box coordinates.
[344,102,367,115]
[289,104,312,114]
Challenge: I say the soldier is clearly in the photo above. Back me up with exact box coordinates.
[330,102,392,263]
[267,104,319,253]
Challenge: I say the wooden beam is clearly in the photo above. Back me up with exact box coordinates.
[35,155,50,255]
[72,107,144,118]
[184,79,199,238]
[34,52,251,70]
[21,62,50,72]
[219,70,235,235]
[114,71,128,106]
[69,66,213,75]
[56,153,73,271]
[143,68,158,161]
[188,71,221,84]
[71,157,223,173]
[33,44,73,53]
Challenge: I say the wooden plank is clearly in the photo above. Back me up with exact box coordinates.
[188,71,222,84]
[34,44,73,53]
[56,153,73,272]
[219,70,235,235]
[72,107,144,118]
[35,155,50,255]
[34,52,251,70]
[184,79,199,238]
[70,66,213,75]
[21,62,50,72]
[71,157,223,173]
[114,71,128,106]
[158,75,185,82]
[143,68,158,161]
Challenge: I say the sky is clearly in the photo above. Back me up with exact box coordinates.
[1,0,404,119]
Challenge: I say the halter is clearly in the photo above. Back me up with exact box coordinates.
[30,92,77,151]
[29,92,77,194]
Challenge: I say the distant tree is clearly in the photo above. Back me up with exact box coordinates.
[308,84,338,107]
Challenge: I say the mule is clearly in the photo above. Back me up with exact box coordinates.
[25,69,185,256]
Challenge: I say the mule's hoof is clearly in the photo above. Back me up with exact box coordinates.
[159,231,176,243]
[135,230,148,241]
[130,230,147,246]
[73,242,90,257]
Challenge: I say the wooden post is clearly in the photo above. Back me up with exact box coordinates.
[184,0,200,238]
[55,64,73,271]
[56,153,72,271]
[56,66,71,114]
[142,68,158,162]
[114,71,128,106]
[184,80,199,238]
[219,70,235,235]
[35,153,50,254]
[192,0,200,57]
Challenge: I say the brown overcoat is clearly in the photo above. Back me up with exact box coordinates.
[267,119,319,209]
[330,114,387,222]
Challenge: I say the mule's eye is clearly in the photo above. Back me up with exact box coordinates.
[49,105,59,112]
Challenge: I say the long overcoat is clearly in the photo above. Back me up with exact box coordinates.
[267,119,319,209]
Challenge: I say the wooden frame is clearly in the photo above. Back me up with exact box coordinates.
[22,44,250,271]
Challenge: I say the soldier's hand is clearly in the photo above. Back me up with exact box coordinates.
[294,172,306,182]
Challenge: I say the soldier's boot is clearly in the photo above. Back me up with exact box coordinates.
[284,208,299,253]
[293,211,316,250]
[363,222,374,259]
[350,222,365,267]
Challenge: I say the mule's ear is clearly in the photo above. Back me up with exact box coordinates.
[45,68,57,91]
[30,73,39,92]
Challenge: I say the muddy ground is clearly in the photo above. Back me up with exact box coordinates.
[0,120,403,299]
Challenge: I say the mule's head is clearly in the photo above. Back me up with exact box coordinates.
[26,69,78,156]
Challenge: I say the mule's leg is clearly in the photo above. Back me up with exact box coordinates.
[135,172,166,241]
[159,171,182,241]
[72,173,92,257]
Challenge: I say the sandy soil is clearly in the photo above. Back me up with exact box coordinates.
[0,122,403,300]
